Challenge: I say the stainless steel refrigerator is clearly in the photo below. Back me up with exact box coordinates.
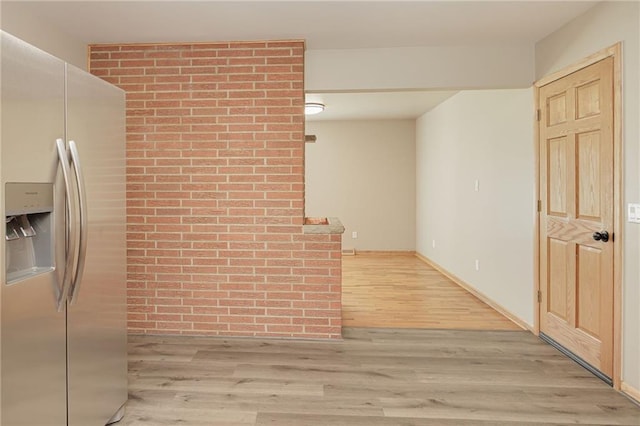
[1,31,127,425]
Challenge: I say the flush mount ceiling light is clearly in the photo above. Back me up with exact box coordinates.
[305,102,325,115]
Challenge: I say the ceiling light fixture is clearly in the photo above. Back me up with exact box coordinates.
[305,102,325,115]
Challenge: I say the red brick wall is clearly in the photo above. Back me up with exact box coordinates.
[89,41,342,339]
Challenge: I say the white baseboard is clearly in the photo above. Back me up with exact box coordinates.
[415,252,531,332]
[355,250,415,255]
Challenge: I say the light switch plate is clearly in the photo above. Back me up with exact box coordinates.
[628,203,640,223]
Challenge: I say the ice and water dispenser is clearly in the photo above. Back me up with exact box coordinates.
[5,183,54,283]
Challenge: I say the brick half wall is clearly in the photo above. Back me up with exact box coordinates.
[89,41,342,339]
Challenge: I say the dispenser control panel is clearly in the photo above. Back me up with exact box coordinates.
[5,182,54,216]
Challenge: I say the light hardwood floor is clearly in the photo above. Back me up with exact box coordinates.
[124,328,640,425]
[122,253,639,424]
[342,253,521,330]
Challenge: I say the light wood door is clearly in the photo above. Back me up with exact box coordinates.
[539,57,614,378]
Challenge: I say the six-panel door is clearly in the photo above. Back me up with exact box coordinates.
[539,57,614,378]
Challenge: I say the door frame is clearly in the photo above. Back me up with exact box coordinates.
[533,43,623,389]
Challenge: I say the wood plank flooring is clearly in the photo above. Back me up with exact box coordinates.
[123,328,640,425]
[342,253,520,330]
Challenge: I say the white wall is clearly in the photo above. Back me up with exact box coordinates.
[305,120,416,251]
[535,0,640,394]
[2,3,535,89]
[416,89,535,326]
[306,45,534,91]
[1,2,87,69]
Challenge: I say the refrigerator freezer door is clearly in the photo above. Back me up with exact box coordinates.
[65,64,127,426]
[1,32,68,426]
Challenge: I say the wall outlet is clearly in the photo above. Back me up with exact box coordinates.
[352,231,358,239]
[432,239,436,248]
[474,179,480,192]
[475,259,480,271]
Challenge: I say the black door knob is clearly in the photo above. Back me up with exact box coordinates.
[593,231,610,242]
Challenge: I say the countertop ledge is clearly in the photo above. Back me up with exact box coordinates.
[303,217,345,234]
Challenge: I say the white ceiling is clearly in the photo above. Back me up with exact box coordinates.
[2,1,598,120]
[4,1,597,49]
[305,91,458,121]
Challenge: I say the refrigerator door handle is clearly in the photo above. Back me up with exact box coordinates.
[55,138,78,312]
[68,140,88,304]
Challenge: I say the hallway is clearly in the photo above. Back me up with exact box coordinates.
[341,253,521,330]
